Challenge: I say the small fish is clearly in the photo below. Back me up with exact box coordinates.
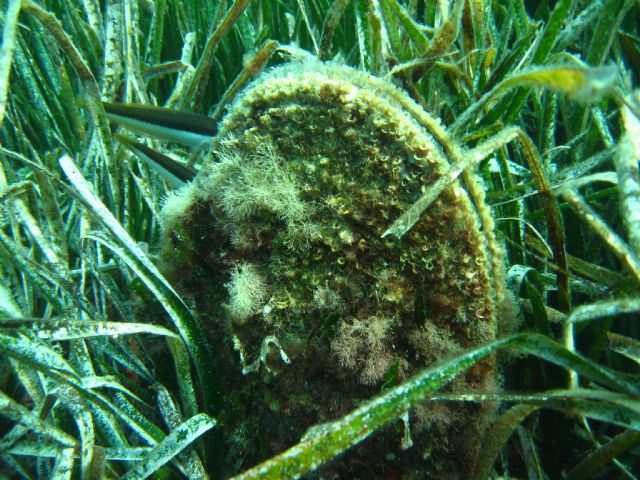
[104,102,217,185]
[103,102,218,148]
[114,133,195,187]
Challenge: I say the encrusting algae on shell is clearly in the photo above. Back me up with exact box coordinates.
[161,59,503,478]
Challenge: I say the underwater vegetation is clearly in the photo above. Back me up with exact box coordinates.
[0,0,639,479]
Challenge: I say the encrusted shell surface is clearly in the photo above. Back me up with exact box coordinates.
[162,60,499,478]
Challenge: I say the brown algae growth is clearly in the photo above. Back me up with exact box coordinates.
[162,60,501,478]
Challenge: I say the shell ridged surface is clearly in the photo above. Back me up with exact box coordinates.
[163,60,499,478]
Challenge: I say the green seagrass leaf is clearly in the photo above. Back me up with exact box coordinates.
[472,404,540,480]
[155,383,208,479]
[501,65,618,103]
[60,155,222,416]
[51,448,75,480]
[231,336,513,480]
[0,333,78,379]
[0,390,77,448]
[231,333,639,480]
[51,386,95,480]
[608,332,640,366]
[567,298,640,324]
[566,429,640,480]
[379,0,429,54]
[431,389,640,431]
[121,413,216,480]
[0,318,180,340]
[453,64,617,131]
[7,441,151,461]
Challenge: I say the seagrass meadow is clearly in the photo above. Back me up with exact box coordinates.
[0,0,639,478]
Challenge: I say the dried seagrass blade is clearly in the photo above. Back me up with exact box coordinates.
[115,134,196,187]
[104,102,218,148]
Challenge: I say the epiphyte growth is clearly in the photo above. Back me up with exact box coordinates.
[162,59,502,478]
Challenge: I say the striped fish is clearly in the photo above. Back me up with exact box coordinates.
[104,102,217,184]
